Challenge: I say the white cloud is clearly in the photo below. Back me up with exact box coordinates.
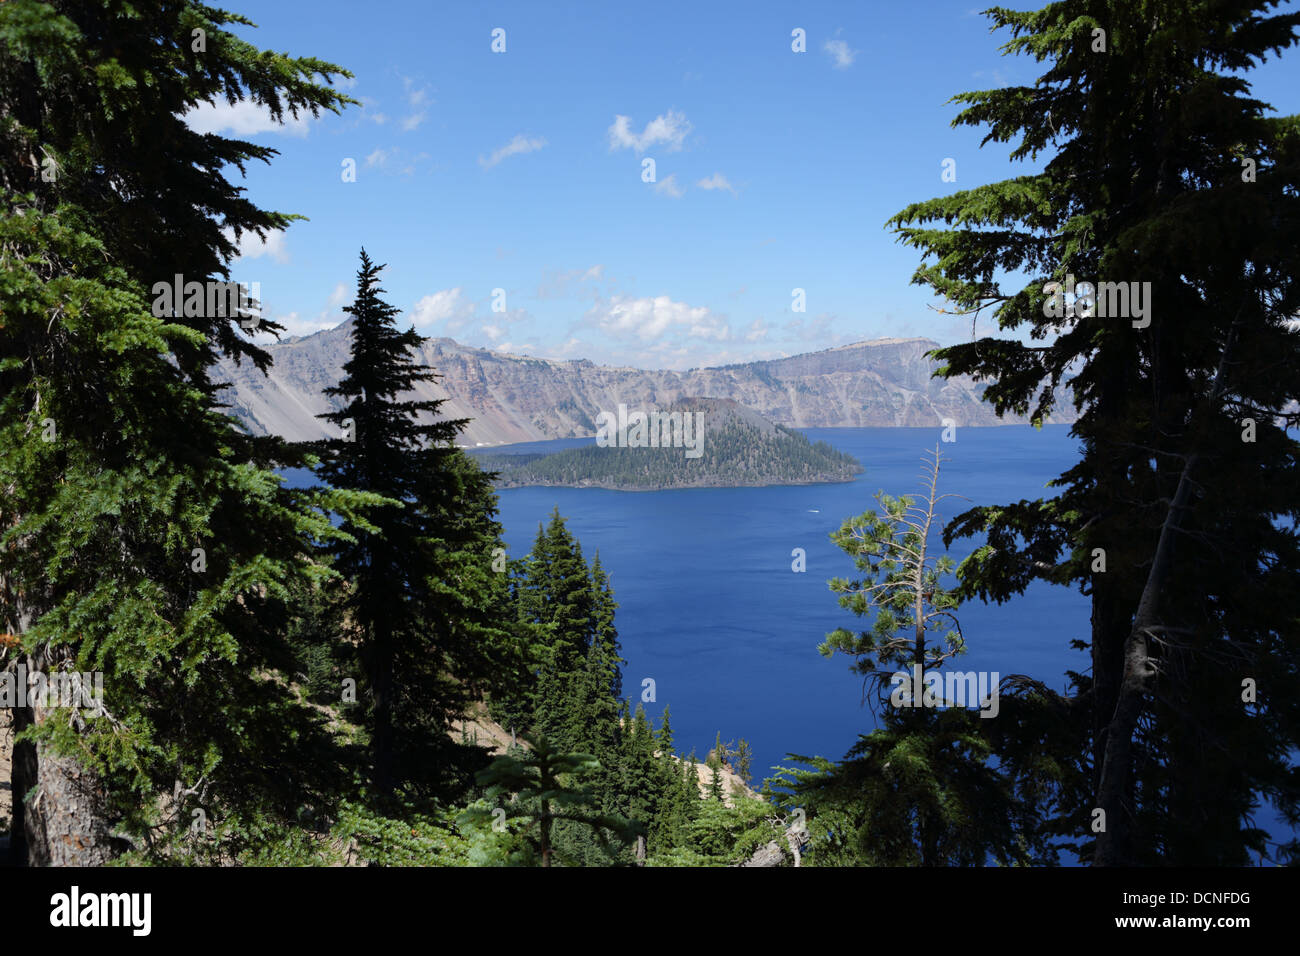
[824,38,858,69]
[696,172,737,195]
[743,318,770,342]
[607,110,691,153]
[411,287,476,332]
[223,228,289,264]
[653,174,685,198]
[362,147,430,176]
[184,98,312,137]
[470,306,530,344]
[328,282,349,307]
[479,134,548,169]
[402,79,432,130]
[585,294,727,342]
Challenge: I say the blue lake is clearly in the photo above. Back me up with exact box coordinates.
[493,425,1088,776]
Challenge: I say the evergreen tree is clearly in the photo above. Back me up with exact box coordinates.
[620,702,661,826]
[516,509,595,749]
[649,706,678,850]
[589,552,624,702]
[707,733,726,802]
[729,739,754,787]
[781,450,1058,866]
[684,750,700,801]
[391,445,524,798]
[650,796,778,867]
[0,0,360,863]
[656,704,675,756]
[458,733,638,867]
[313,248,472,799]
[887,0,1300,864]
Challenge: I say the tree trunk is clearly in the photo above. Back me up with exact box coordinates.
[1094,324,1235,866]
[1094,452,1199,865]
[11,648,115,866]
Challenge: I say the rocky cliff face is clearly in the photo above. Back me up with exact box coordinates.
[211,324,1075,446]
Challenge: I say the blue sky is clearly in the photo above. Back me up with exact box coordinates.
[192,0,1300,370]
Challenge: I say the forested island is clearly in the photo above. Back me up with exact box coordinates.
[472,397,863,490]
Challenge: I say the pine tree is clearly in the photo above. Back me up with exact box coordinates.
[313,248,469,799]
[707,732,726,802]
[648,706,694,852]
[729,739,754,787]
[612,700,670,847]
[0,0,360,863]
[519,510,595,749]
[782,449,1057,866]
[887,1,1300,865]
[458,733,638,867]
[590,552,623,702]
[489,527,550,741]
[392,445,524,798]
[656,704,675,756]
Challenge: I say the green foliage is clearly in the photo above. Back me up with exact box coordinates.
[0,0,378,865]
[888,0,1300,865]
[649,797,783,867]
[482,412,861,490]
[333,800,474,867]
[309,249,519,803]
[783,449,1063,866]
[820,448,964,683]
[458,734,639,867]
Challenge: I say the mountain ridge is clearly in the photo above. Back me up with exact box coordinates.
[212,321,1076,446]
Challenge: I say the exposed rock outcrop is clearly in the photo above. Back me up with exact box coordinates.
[212,325,1075,446]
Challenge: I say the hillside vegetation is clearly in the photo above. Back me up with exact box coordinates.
[475,398,862,490]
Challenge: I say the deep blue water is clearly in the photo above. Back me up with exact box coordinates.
[494,426,1088,776]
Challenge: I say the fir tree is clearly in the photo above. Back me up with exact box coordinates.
[0,0,360,863]
[781,450,1056,866]
[517,509,595,749]
[313,248,471,799]
[459,733,638,867]
[589,552,624,702]
[729,739,754,787]
[887,0,1300,865]
[707,732,726,802]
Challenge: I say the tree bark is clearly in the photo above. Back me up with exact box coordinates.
[10,647,115,866]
